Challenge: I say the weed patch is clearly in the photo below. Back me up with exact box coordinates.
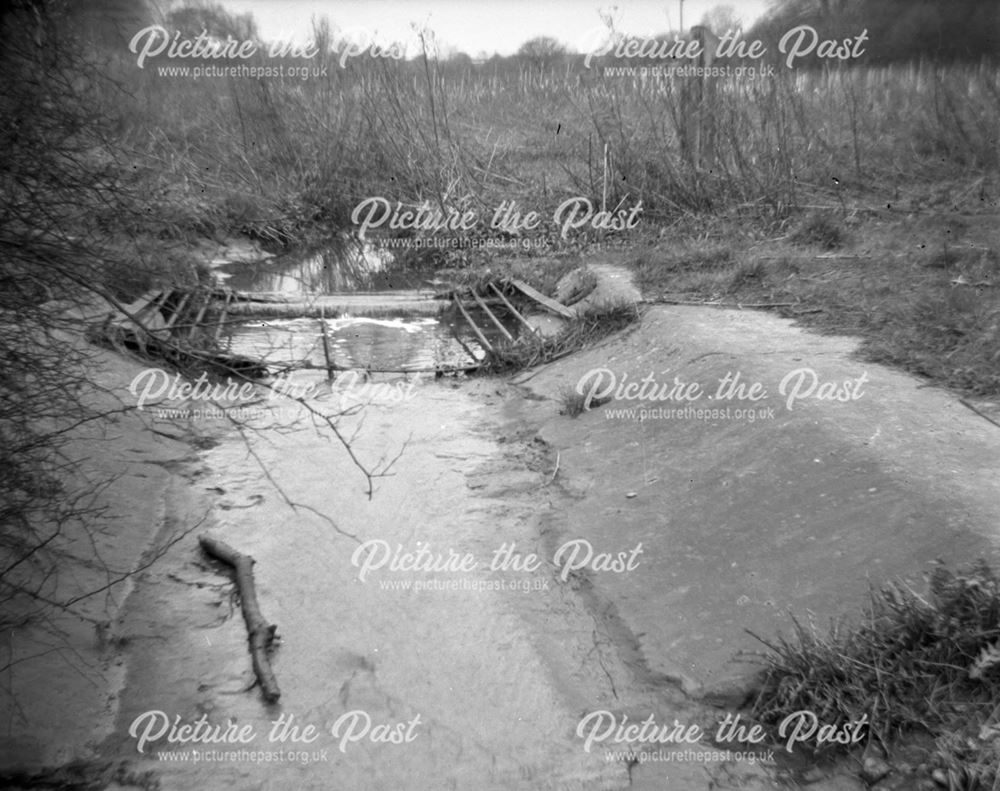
[790,212,846,250]
[750,560,1000,785]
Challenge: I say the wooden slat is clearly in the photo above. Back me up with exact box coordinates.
[470,289,514,341]
[213,291,233,342]
[223,294,449,319]
[507,279,574,319]
[446,319,483,365]
[452,294,494,354]
[188,290,212,339]
[319,307,334,379]
[489,282,537,334]
[150,289,172,313]
[163,291,191,332]
[328,363,481,374]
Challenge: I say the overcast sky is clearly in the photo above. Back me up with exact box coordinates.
[217,0,770,57]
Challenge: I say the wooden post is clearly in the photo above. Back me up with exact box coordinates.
[214,291,233,343]
[319,306,334,380]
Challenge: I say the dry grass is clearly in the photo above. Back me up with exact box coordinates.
[91,46,1000,254]
[749,560,1000,787]
[627,207,1000,396]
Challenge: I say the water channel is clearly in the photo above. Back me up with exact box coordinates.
[109,239,654,790]
[215,239,514,373]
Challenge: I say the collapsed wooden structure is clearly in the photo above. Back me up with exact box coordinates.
[92,278,575,376]
[92,286,268,377]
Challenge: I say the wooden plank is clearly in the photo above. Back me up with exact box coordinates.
[507,279,574,319]
[446,319,483,366]
[452,294,494,354]
[163,290,191,332]
[188,290,212,339]
[228,289,439,304]
[223,294,450,319]
[319,307,334,379]
[150,289,172,313]
[213,291,233,342]
[489,282,537,335]
[327,363,481,374]
[469,289,514,342]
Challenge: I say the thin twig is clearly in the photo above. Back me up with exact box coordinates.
[958,399,1000,430]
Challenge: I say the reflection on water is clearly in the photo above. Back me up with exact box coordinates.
[217,236,430,294]
[218,233,518,371]
[225,310,510,372]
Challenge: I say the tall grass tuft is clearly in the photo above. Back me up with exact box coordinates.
[750,560,1000,783]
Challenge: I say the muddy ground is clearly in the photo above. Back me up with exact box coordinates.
[3,284,999,790]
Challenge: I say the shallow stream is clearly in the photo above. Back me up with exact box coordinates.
[216,238,514,373]
[109,240,650,789]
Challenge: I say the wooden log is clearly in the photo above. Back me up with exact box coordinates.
[198,535,281,703]
[223,295,449,319]
[328,363,481,374]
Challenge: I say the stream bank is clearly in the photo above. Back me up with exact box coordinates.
[8,257,1000,791]
[105,370,738,790]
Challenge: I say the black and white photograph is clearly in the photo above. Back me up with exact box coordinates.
[1,0,998,788]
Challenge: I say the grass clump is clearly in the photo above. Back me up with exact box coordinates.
[790,212,845,249]
[750,559,1000,783]
[867,287,1000,395]
[558,387,589,417]
[727,260,769,293]
[630,244,736,295]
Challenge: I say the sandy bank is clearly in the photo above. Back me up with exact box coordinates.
[0,344,212,773]
[508,301,1000,702]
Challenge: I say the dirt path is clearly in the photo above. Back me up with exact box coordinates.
[0,343,208,775]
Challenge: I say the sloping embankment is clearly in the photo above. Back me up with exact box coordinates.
[508,302,1000,700]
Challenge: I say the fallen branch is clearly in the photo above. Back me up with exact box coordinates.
[198,535,281,703]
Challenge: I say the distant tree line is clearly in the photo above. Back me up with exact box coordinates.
[748,0,998,64]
